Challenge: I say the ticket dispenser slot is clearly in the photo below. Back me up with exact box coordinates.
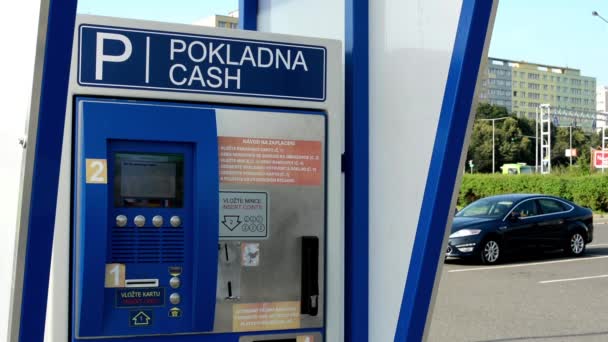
[72,98,218,338]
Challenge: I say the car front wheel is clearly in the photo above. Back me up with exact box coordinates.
[566,231,586,256]
[480,239,501,264]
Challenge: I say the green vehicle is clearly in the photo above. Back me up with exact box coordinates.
[501,163,533,175]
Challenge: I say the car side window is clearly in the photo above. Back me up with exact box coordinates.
[512,200,540,218]
[539,199,569,214]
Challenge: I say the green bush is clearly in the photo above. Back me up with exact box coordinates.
[459,174,608,212]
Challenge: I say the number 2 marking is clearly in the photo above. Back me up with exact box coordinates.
[86,159,107,184]
[90,161,105,182]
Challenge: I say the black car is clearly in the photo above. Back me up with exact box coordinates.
[446,194,593,264]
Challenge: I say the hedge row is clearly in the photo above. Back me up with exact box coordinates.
[459,174,608,212]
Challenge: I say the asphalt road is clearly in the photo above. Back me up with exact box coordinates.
[427,218,608,342]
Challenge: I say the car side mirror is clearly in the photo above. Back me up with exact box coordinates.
[508,212,521,222]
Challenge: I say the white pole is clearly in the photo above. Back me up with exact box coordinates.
[569,126,572,167]
[535,108,539,173]
[492,119,495,174]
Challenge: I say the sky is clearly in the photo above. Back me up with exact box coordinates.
[74,0,608,85]
[0,1,606,340]
[490,0,608,86]
[77,0,238,24]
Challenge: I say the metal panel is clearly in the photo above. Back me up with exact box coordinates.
[214,108,326,332]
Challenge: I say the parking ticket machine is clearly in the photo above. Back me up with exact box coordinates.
[63,15,342,342]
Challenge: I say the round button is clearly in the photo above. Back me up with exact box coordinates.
[116,215,128,227]
[152,215,163,228]
[169,277,181,289]
[134,215,146,227]
[170,216,181,227]
[170,293,181,305]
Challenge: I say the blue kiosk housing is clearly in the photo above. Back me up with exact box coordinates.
[8,1,496,341]
[24,15,343,342]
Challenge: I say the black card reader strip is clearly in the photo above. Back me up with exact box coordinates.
[300,236,319,316]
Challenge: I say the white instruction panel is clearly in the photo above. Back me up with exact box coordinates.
[219,191,269,240]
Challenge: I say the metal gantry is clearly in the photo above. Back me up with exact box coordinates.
[539,104,552,174]
[533,106,608,174]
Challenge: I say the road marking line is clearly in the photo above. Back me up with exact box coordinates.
[448,255,608,273]
[539,274,608,284]
[589,243,608,247]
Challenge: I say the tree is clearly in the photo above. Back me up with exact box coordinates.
[551,126,587,167]
[467,103,600,173]
[467,120,494,172]
[475,103,510,119]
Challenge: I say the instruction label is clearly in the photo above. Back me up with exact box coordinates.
[220,191,268,240]
[232,301,300,332]
[116,288,165,308]
[219,137,323,186]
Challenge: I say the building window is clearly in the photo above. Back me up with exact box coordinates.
[520,81,525,88]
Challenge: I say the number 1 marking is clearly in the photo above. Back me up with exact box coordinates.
[105,263,125,288]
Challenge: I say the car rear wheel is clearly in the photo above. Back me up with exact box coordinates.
[566,231,586,256]
[480,239,501,264]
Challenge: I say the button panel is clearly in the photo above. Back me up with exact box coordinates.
[170,293,181,305]
[134,215,146,227]
[152,215,163,228]
[170,277,181,289]
[170,216,181,228]
[116,215,127,227]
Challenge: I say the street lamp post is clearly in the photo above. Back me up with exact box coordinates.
[479,117,509,173]
[593,10,608,24]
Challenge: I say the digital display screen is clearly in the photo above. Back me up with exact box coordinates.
[113,153,184,208]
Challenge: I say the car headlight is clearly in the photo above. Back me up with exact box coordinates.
[449,229,482,238]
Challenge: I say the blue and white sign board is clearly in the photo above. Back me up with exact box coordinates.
[78,25,327,101]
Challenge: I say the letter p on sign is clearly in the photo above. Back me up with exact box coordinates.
[96,32,132,80]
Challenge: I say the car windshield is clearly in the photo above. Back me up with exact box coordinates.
[456,198,514,218]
